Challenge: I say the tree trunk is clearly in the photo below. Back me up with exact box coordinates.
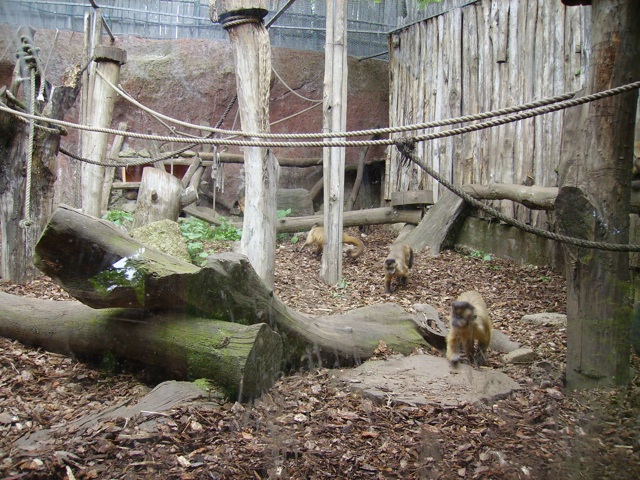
[557,0,640,388]
[212,1,278,289]
[100,121,128,214]
[401,189,470,255]
[31,205,428,370]
[81,45,126,217]
[462,183,558,210]
[0,292,282,401]
[132,167,185,228]
[0,27,80,283]
[321,0,349,285]
[183,205,422,233]
[345,145,369,211]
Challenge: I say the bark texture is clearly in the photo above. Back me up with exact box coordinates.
[557,0,640,388]
[29,205,429,373]
[0,27,80,282]
[0,292,282,401]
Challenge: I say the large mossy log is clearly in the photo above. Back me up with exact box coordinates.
[29,205,428,371]
[0,292,281,401]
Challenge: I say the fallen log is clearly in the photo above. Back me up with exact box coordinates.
[462,183,557,210]
[29,204,428,373]
[0,292,282,401]
[463,182,640,213]
[181,205,422,233]
[402,189,470,255]
[275,207,422,233]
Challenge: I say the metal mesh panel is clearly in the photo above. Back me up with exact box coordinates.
[0,0,406,59]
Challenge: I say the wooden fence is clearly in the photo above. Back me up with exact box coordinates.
[386,0,591,230]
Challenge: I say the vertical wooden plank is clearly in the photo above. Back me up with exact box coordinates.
[447,7,462,194]
[432,15,445,201]
[321,0,349,285]
[460,3,478,185]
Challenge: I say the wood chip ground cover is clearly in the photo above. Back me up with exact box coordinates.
[1,226,638,479]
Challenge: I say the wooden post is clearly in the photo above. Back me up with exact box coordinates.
[321,0,348,285]
[100,121,128,214]
[557,0,640,388]
[81,45,126,218]
[210,0,278,288]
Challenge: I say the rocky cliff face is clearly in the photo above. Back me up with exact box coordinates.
[0,25,389,211]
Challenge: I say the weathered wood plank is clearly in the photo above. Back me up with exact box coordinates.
[400,189,470,255]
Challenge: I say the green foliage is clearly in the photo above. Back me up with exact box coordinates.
[211,218,242,242]
[331,277,350,298]
[276,208,295,243]
[102,209,133,229]
[469,250,493,262]
[179,216,241,265]
[417,0,442,8]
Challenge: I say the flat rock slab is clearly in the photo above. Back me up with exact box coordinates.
[334,354,521,407]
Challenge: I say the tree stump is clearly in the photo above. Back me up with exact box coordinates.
[133,167,184,228]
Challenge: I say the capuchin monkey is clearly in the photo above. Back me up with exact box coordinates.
[445,290,492,367]
[300,224,365,259]
[384,244,414,293]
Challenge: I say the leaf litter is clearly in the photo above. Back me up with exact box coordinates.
[1,225,638,478]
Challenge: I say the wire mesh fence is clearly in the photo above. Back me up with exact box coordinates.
[0,0,408,59]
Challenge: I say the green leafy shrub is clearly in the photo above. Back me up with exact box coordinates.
[102,210,133,229]
[276,208,299,244]
[179,216,241,264]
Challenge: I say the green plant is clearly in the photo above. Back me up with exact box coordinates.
[417,0,442,8]
[276,208,294,243]
[469,250,493,262]
[211,218,242,241]
[179,216,241,264]
[330,278,350,298]
[102,209,133,229]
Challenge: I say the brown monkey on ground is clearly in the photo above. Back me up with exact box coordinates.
[300,224,364,259]
[384,244,414,293]
[445,290,492,366]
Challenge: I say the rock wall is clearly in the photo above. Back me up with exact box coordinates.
[0,24,389,211]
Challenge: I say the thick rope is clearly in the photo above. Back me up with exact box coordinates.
[394,139,640,252]
[95,67,581,140]
[4,80,638,151]
[19,66,36,229]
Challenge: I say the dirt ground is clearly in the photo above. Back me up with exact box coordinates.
[1,225,639,479]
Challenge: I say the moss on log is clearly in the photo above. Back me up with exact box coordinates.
[0,292,282,401]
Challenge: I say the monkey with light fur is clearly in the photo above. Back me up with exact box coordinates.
[445,290,492,366]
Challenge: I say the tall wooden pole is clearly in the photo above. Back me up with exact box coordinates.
[211,0,278,288]
[81,45,126,218]
[321,0,348,285]
[557,0,640,388]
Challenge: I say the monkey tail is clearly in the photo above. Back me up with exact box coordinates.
[345,236,365,258]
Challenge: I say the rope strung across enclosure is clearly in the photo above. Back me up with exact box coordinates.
[94,67,580,139]
[394,139,640,252]
[2,80,638,153]
[59,91,240,169]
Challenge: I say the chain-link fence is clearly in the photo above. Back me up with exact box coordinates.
[0,0,411,60]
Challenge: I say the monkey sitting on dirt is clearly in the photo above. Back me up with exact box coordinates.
[445,290,492,367]
[300,224,365,259]
[384,244,414,293]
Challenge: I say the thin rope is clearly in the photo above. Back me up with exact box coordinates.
[94,66,582,140]
[271,66,323,104]
[395,140,640,252]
